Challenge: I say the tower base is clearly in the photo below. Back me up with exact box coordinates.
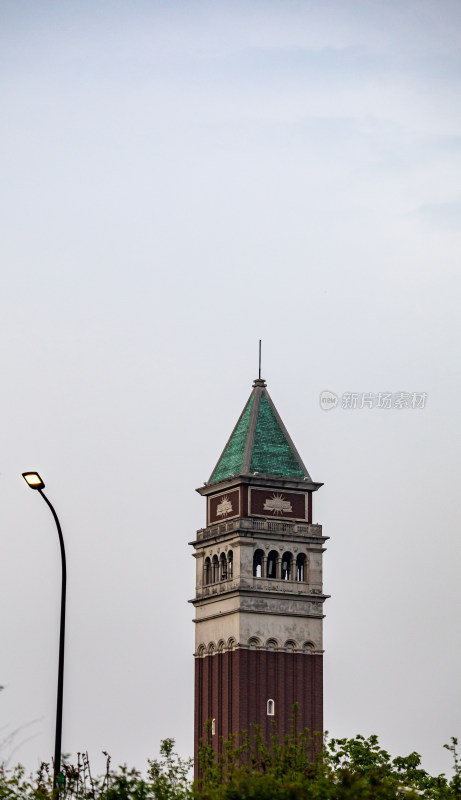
[194,648,323,774]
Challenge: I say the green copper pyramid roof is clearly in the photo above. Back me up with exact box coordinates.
[209,379,311,484]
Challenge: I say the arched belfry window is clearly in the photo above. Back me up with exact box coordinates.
[220,552,227,580]
[296,553,306,582]
[267,550,277,579]
[253,549,264,577]
[212,556,219,583]
[227,551,233,579]
[281,552,292,580]
[267,699,275,716]
[204,557,211,585]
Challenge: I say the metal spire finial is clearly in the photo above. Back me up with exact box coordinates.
[253,340,266,387]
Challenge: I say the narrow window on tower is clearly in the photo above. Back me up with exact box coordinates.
[211,718,216,735]
[267,699,275,716]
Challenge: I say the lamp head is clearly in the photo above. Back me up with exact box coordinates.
[22,472,45,490]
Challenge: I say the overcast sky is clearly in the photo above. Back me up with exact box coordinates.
[1,0,461,780]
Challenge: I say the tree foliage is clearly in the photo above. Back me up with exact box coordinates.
[0,729,460,800]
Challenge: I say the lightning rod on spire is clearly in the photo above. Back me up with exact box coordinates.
[258,340,261,380]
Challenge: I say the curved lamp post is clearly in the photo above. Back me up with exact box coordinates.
[22,472,66,792]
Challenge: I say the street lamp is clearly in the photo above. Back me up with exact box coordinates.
[22,472,67,792]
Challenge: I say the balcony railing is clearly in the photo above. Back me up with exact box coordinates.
[195,575,324,600]
[196,517,323,541]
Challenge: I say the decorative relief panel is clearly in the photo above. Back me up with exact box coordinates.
[264,494,293,514]
[249,488,308,521]
[208,488,240,525]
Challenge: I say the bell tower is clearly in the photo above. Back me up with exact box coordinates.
[190,376,328,770]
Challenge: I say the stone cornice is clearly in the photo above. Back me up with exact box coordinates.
[197,473,323,496]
